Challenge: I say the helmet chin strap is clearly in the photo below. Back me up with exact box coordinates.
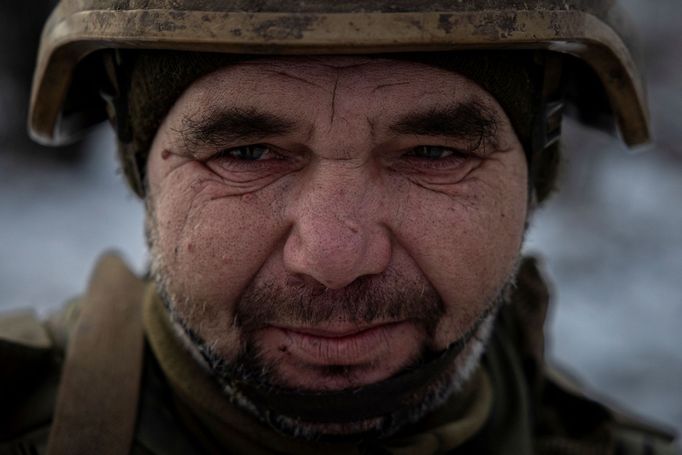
[225,319,484,425]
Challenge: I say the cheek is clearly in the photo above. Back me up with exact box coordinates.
[391,157,527,347]
[151,164,288,335]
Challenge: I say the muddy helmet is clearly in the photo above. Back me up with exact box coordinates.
[29,0,649,198]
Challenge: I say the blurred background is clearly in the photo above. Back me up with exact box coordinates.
[1,0,680,439]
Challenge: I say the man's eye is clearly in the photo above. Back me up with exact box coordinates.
[222,144,272,160]
[406,146,458,159]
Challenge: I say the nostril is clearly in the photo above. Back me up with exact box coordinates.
[285,273,327,292]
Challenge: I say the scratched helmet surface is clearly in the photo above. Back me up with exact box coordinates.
[29,0,649,196]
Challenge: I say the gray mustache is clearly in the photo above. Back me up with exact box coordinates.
[234,273,445,332]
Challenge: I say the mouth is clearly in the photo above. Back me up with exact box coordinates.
[250,316,429,391]
[271,321,411,366]
[279,321,399,338]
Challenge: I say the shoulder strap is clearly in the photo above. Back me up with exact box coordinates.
[47,253,146,455]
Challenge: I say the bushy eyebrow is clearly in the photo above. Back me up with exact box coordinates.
[176,107,297,152]
[389,100,499,151]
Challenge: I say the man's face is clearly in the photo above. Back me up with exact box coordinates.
[146,56,528,434]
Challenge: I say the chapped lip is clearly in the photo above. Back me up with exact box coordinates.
[272,321,402,339]
[264,320,414,366]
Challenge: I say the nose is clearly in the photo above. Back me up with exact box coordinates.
[282,167,391,289]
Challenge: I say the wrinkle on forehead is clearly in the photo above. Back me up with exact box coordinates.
[329,74,340,126]
[257,68,325,89]
[372,81,412,93]
[237,59,410,129]
[236,56,380,78]
[233,56,446,85]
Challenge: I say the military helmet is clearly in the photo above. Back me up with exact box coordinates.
[29,0,649,197]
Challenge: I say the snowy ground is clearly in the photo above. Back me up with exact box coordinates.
[1,0,680,442]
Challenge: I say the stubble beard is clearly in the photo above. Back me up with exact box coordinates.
[145,208,514,440]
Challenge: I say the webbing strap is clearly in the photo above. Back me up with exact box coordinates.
[47,253,146,455]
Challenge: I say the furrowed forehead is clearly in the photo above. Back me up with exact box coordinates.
[187,56,483,91]
[177,56,504,115]
[155,56,512,160]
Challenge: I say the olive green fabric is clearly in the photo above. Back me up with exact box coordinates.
[46,254,146,455]
[1,255,679,454]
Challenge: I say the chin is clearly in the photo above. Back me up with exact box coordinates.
[206,308,499,440]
